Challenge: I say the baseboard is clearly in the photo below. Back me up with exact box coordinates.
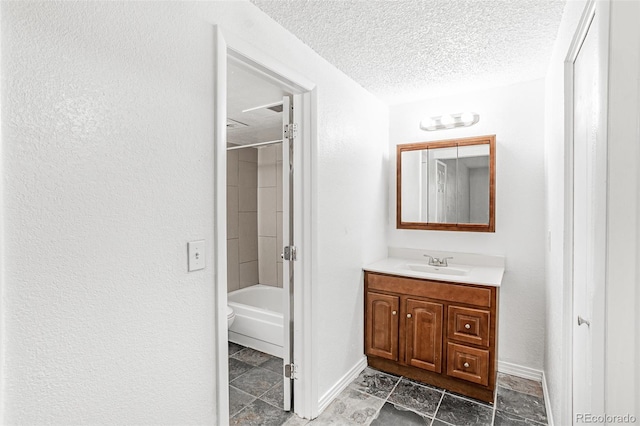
[498,361,554,426]
[317,356,368,414]
[497,361,543,382]
[541,370,554,426]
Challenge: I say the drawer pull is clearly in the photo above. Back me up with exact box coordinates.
[464,323,471,329]
[463,362,470,368]
[407,313,412,318]
[392,310,397,316]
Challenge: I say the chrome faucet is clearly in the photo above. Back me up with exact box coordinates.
[423,254,453,267]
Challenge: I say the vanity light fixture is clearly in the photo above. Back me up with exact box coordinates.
[420,112,480,131]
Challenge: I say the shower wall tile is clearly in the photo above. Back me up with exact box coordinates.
[239,161,258,188]
[227,239,240,292]
[276,145,283,161]
[227,186,239,239]
[239,212,258,263]
[227,150,239,187]
[259,145,277,165]
[277,262,283,288]
[239,186,257,212]
[258,146,277,187]
[239,146,257,162]
[258,236,278,286]
[258,188,277,237]
[239,260,259,288]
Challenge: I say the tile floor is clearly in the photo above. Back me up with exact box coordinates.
[228,342,548,426]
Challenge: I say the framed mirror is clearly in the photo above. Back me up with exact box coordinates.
[397,135,495,232]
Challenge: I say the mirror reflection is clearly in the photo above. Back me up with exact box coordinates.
[397,136,495,232]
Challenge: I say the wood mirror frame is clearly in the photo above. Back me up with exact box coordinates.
[396,135,495,232]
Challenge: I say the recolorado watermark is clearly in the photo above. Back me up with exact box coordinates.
[576,413,637,423]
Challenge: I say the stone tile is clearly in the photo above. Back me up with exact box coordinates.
[348,367,400,399]
[494,409,548,425]
[283,414,310,425]
[230,398,293,426]
[497,373,544,398]
[231,347,273,366]
[230,367,281,398]
[228,341,244,356]
[311,387,385,425]
[229,385,255,417]
[370,402,431,426]
[443,389,493,408]
[497,386,547,424]
[387,378,443,417]
[431,420,455,426]
[261,381,284,409]
[261,355,283,374]
[229,357,253,381]
[434,393,493,426]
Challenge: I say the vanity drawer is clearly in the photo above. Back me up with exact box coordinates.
[446,342,489,386]
[448,306,490,347]
[366,273,492,307]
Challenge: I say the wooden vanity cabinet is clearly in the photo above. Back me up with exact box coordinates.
[364,271,499,403]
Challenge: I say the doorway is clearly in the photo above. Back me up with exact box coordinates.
[565,2,608,423]
[213,28,316,424]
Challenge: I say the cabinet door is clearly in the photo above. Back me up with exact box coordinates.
[365,292,399,361]
[405,298,443,373]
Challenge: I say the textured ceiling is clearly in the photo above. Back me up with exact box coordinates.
[250,0,566,104]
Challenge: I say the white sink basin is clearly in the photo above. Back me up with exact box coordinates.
[402,263,470,276]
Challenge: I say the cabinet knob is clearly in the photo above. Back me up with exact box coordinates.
[407,313,412,318]
[464,323,471,329]
[392,310,397,316]
[463,362,470,368]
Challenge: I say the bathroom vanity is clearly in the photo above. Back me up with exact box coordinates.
[363,250,504,403]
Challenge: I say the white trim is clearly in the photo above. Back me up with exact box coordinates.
[214,29,317,420]
[542,370,555,426]
[317,357,368,415]
[497,361,543,382]
[212,26,230,426]
[561,2,609,425]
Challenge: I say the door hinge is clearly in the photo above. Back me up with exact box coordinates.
[284,123,298,140]
[284,363,298,380]
[282,245,297,261]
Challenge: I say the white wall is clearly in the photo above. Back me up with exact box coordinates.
[389,79,547,371]
[1,1,388,423]
[545,1,640,422]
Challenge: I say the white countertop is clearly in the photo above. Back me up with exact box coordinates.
[364,256,505,287]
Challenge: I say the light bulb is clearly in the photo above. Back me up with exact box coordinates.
[440,114,454,127]
[461,112,475,125]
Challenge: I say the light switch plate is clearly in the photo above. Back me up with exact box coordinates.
[188,240,205,272]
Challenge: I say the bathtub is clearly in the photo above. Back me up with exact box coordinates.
[228,284,283,358]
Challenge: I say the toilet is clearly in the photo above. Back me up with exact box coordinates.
[227,305,235,329]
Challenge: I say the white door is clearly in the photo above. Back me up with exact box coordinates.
[572,9,606,422]
[281,95,293,411]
